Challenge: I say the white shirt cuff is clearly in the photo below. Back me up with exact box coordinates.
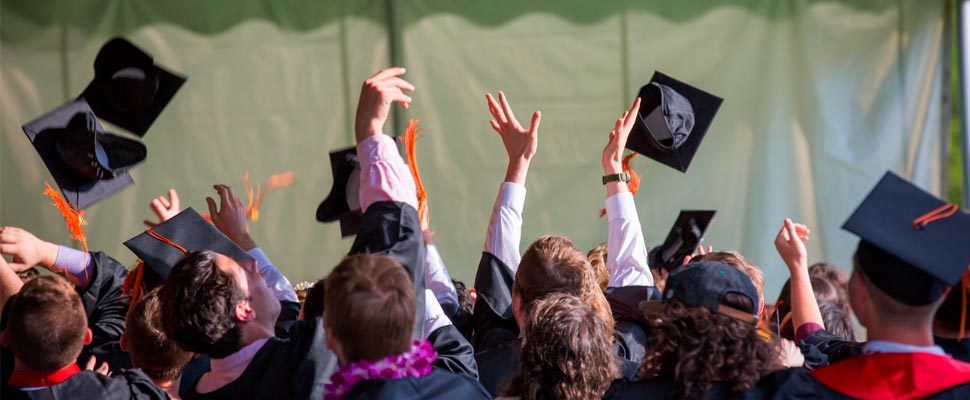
[248,247,298,303]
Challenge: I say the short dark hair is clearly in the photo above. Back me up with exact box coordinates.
[325,254,415,362]
[300,278,326,320]
[818,300,856,342]
[15,268,40,283]
[7,275,88,370]
[126,287,193,382]
[158,250,244,359]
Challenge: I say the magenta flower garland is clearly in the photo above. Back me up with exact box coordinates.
[324,340,437,400]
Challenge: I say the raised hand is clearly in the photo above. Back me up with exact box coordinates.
[485,91,541,184]
[355,67,415,143]
[0,227,58,272]
[206,184,257,250]
[143,189,181,228]
[602,97,641,175]
[773,218,810,273]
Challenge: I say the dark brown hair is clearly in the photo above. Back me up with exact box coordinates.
[640,293,781,400]
[158,250,244,359]
[771,276,849,341]
[6,275,88,370]
[300,277,326,320]
[516,236,615,337]
[126,287,193,382]
[325,254,415,362]
[505,293,619,400]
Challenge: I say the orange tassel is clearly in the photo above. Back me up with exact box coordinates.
[244,171,295,222]
[42,181,88,251]
[599,153,641,217]
[402,119,429,230]
[959,267,969,340]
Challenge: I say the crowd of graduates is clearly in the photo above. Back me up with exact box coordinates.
[2,37,970,400]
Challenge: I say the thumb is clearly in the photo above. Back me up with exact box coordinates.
[85,355,97,370]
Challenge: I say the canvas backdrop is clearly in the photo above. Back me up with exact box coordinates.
[0,0,947,301]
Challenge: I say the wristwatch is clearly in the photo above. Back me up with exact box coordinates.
[602,171,631,185]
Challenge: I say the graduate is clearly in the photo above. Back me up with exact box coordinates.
[322,254,490,399]
[122,288,193,399]
[472,93,641,396]
[749,172,970,399]
[0,269,166,399]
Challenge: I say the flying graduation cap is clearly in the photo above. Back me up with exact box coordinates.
[316,147,364,237]
[843,171,970,306]
[627,72,723,173]
[649,210,716,271]
[81,37,186,137]
[22,99,146,210]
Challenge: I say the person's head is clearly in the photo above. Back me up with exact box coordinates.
[771,276,840,340]
[515,236,614,337]
[158,250,280,359]
[693,251,765,315]
[3,275,91,370]
[452,279,475,317]
[506,293,619,400]
[325,254,414,364]
[122,287,193,383]
[818,300,857,341]
[586,243,610,292]
[810,262,850,306]
[15,267,40,283]
[640,261,780,400]
[299,278,326,321]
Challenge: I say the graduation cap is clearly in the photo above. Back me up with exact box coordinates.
[315,147,363,237]
[843,171,970,306]
[649,210,716,271]
[22,98,146,210]
[80,37,186,137]
[626,71,723,173]
[124,207,253,281]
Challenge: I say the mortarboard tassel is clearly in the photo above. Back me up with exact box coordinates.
[244,171,295,222]
[122,261,146,318]
[960,267,969,340]
[402,119,429,230]
[599,152,641,218]
[42,181,89,251]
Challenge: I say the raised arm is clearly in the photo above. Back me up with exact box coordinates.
[482,91,539,270]
[0,226,92,289]
[208,184,298,303]
[0,257,23,313]
[774,218,823,337]
[601,98,653,288]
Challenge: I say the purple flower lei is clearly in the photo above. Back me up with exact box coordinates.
[324,340,437,400]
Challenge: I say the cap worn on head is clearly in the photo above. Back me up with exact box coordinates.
[316,146,363,237]
[80,37,186,137]
[642,260,759,325]
[22,98,145,210]
[843,171,970,306]
[124,207,253,280]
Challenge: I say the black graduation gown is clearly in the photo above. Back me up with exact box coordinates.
[603,376,735,400]
[428,324,479,379]
[344,367,491,399]
[348,201,426,339]
[181,315,336,400]
[605,285,662,364]
[1,251,132,385]
[1,369,167,400]
[471,252,520,353]
[935,336,970,363]
[747,353,970,400]
[798,327,970,368]
[475,336,641,397]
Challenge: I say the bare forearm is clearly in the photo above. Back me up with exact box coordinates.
[504,159,530,185]
[790,267,824,330]
[0,263,24,311]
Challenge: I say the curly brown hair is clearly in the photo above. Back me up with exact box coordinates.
[640,293,781,400]
[505,293,620,400]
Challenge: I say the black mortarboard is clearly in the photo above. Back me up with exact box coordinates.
[843,171,970,306]
[316,147,363,237]
[649,210,716,271]
[80,37,186,137]
[22,99,146,210]
[124,207,253,280]
[627,71,723,173]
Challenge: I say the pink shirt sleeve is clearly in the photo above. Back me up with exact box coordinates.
[356,134,418,212]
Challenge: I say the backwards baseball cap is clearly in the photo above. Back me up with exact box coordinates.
[315,146,363,237]
[641,260,759,324]
[843,171,970,306]
[626,71,723,173]
[81,37,186,137]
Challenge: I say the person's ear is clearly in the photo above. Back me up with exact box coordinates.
[119,333,129,352]
[511,292,525,330]
[84,328,93,346]
[234,300,255,323]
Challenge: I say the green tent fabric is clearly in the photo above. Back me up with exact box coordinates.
[0,0,947,301]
